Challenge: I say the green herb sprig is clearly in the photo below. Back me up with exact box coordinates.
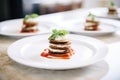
[110,0,115,6]
[88,13,95,21]
[24,13,39,21]
[49,29,68,40]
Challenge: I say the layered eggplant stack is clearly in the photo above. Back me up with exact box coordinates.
[108,0,118,15]
[84,13,99,31]
[41,29,74,59]
[85,19,99,31]
[108,7,118,15]
[21,14,39,33]
[48,39,73,58]
[21,20,38,32]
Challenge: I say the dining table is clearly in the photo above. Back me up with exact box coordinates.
[0,8,120,80]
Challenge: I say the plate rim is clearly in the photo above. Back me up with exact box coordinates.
[7,34,108,70]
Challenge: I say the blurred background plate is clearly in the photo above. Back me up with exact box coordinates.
[90,8,120,19]
[52,18,118,36]
[0,19,57,37]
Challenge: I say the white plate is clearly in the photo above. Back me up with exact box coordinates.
[67,23,116,36]
[90,8,120,19]
[55,19,117,36]
[7,34,108,70]
[0,19,56,37]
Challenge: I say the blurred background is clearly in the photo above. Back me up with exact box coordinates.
[0,0,120,21]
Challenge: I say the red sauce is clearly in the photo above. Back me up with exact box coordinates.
[40,48,74,59]
[41,49,49,57]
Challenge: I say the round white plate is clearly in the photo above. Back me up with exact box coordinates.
[90,8,120,19]
[7,34,108,70]
[0,19,56,37]
[55,18,117,36]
